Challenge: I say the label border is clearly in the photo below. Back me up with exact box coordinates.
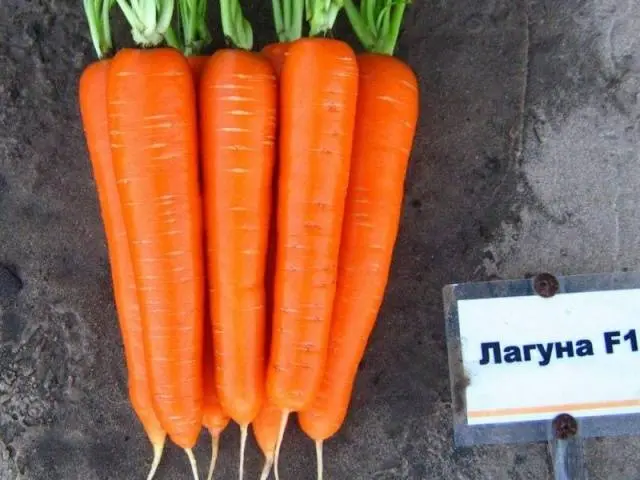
[443,271,640,446]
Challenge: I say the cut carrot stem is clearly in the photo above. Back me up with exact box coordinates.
[115,0,174,46]
[306,0,343,36]
[165,0,212,54]
[343,0,408,54]
[83,0,115,58]
[185,448,200,480]
[271,0,303,42]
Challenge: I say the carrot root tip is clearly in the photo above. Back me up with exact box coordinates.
[185,448,200,480]
[274,410,290,480]
[315,440,324,480]
[239,424,248,480]
[146,439,166,480]
[259,455,274,480]
[207,434,220,480]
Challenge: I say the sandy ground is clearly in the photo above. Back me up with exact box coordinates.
[0,0,639,478]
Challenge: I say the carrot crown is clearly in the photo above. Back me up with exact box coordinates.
[343,0,409,55]
[271,0,303,42]
[83,0,115,59]
[165,0,212,54]
[115,0,175,46]
[306,0,343,36]
[220,0,253,50]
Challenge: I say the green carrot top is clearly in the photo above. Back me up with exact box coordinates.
[306,0,343,37]
[343,0,409,55]
[220,0,253,50]
[115,0,175,47]
[165,0,212,55]
[271,0,303,42]
[83,0,116,59]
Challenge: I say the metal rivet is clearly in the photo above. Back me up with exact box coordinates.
[553,413,578,439]
[534,273,559,298]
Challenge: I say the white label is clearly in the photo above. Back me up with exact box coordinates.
[458,288,640,425]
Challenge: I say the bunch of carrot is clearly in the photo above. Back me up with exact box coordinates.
[79,0,418,478]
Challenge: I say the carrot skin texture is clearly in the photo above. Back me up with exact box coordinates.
[79,60,166,448]
[298,54,419,440]
[107,48,205,449]
[267,38,359,412]
[261,42,292,76]
[200,49,277,425]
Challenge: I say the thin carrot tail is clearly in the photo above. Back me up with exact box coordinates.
[185,448,200,480]
[274,410,290,480]
[206,433,220,480]
[146,438,166,480]
[259,454,274,480]
[315,440,323,480]
[239,424,248,480]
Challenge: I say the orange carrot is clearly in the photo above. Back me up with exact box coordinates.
[266,34,359,479]
[189,50,231,480]
[200,2,277,478]
[80,4,167,478]
[107,43,204,479]
[298,3,419,479]
[79,58,167,480]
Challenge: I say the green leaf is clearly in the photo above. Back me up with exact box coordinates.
[83,0,116,58]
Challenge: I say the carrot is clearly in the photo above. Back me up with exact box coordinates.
[252,402,284,480]
[266,2,359,477]
[80,3,166,478]
[199,1,277,479]
[298,2,419,478]
[183,27,233,480]
[261,0,303,74]
[108,1,204,478]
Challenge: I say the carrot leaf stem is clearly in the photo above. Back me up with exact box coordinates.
[167,0,212,54]
[306,0,342,36]
[220,0,253,50]
[271,0,303,41]
[343,0,409,54]
[115,0,175,46]
[83,0,116,58]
